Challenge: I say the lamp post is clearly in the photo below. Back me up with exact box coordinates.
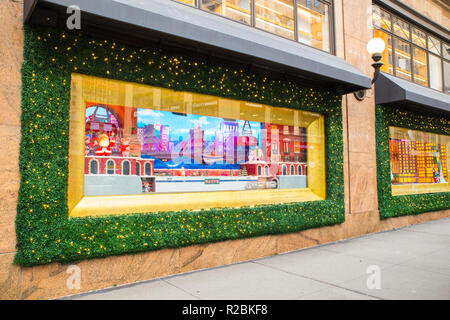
[354,37,386,101]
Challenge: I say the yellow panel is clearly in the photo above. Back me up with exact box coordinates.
[68,74,327,217]
[71,188,322,217]
[392,183,450,196]
[307,116,326,199]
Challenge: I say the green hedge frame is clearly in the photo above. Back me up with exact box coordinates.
[15,26,345,266]
[375,104,450,219]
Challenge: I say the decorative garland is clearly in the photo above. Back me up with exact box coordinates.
[15,26,345,266]
[375,104,450,219]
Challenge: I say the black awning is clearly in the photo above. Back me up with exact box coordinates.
[27,0,372,94]
[375,73,450,115]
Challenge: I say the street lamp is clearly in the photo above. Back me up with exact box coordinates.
[354,37,386,101]
[367,37,385,84]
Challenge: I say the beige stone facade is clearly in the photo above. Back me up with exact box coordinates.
[0,0,448,299]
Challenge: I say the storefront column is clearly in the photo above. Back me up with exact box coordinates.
[0,0,23,300]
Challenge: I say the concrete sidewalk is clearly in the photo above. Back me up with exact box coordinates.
[66,217,450,300]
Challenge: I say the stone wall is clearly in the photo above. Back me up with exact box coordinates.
[402,0,450,29]
[0,0,23,300]
[0,0,448,300]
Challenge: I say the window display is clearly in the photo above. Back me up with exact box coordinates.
[69,74,326,216]
[84,103,310,195]
[389,127,450,195]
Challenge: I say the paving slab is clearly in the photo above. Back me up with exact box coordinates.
[66,279,199,300]
[323,234,448,265]
[296,286,380,300]
[255,247,391,285]
[339,264,450,300]
[164,262,331,300]
[401,218,450,237]
[65,217,450,300]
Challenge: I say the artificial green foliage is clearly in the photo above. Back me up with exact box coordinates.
[375,104,450,219]
[16,26,345,266]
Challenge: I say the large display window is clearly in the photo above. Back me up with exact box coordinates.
[389,126,450,195]
[69,74,326,217]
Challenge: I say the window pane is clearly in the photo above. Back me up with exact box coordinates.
[82,75,323,196]
[372,5,391,31]
[176,0,196,5]
[144,163,151,176]
[443,43,450,60]
[412,46,428,86]
[444,61,450,94]
[255,0,295,40]
[393,17,410,40]
[374,29,393,75]
[429,54,443,91]
[412,27,427,48]
[201,0,251,25]
[106,160,115,175]
[89,160,98,174]
[389,127,450,195]
[394,37,412,81]
[136,162,140,176]
[122,161,130,175]
[297,0,330,52]
[428,36,441,55]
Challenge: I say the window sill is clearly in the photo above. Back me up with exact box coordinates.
[392,182,450,196]
[69,188,324,217]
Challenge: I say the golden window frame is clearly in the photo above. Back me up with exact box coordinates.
[68,74,326,217]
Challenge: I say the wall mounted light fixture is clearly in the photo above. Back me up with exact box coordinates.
[354,37,386,101]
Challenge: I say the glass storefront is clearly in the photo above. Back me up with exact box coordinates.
[69,74,326,216]
[389,127,450,195]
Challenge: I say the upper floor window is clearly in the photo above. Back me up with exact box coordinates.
[174,0,333,53]
[372,4,450,94]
